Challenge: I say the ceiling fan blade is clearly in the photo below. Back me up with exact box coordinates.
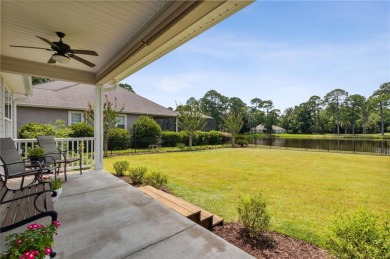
[47,57,56,64]
[70,49,98,56]
[10,45,53,50]
[69,54,95,67]
[36,36,59,49]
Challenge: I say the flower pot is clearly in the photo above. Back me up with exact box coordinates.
[52,187,62,204]
[29,156,45,163]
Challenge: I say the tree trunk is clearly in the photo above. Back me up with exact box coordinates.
[189,136,193,150]
[352,121,355,135]
[231,136,235,148]
[103,133,108,156]
[380,102,384,136]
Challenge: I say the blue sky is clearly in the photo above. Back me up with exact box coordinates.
[123,1,390,112]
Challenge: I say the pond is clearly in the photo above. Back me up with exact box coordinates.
[247,137,390,156]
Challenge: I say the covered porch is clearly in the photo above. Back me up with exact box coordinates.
[2,170,253,258]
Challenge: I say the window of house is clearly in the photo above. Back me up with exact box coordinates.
[68,111,84,125]
[117,115,126,129]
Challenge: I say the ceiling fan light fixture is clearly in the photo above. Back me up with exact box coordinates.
[52,54,70,64]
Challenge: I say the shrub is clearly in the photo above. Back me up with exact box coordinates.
[195,131,210,146]
[144,171,168,188]
[68,122,94,137]
[209,130,222,145]
[327,209,390,259]
[177,143,186,150]
[236,135,249,147]
[161,131,184,147]
[128,166,147,185]
[19,122,57,139]
[19,120,73,139]
[113,160,130,176]
[237,193,270,239]
[107,128,131,150]
[221,132,231,144]
[132,116,162,148]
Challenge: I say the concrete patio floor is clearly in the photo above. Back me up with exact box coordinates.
[40,170,252,258]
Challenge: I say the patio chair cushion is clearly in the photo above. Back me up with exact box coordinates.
[0,138,26,176]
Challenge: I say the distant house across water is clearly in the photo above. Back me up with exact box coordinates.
[250,124,286,134]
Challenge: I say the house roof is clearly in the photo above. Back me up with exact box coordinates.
[17,81,177,117]
[251,124,266,130]
[272,125,286,131]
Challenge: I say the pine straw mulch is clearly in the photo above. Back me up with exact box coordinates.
[213,223,330,259]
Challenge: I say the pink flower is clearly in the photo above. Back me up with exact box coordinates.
[22,250,39,259]
[44,247,52,255]
[53,221,61,228]
[15,238,23,245]
[27,224,38,230]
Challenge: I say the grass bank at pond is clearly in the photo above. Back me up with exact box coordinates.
[249,133,390,139]
[287,133,390,139]
[104,149,390,247]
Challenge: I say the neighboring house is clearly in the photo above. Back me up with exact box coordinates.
[0,73,32,138]
[175,112,216,132]
[250,124,286,134]
[272,125,286,134]
[16,81,178,134]
[250,124,267,133]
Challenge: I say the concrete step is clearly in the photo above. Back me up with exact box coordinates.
[138,185,224,229]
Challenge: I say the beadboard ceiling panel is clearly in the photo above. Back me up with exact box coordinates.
[0,1,253,85]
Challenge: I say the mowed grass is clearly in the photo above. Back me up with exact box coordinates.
[104,148,390,247]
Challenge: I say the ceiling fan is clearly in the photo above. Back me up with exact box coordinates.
[10,32,98,67]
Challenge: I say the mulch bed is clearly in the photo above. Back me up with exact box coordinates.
[213,223,330,259]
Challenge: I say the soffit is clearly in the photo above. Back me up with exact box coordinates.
[0,1,253,85]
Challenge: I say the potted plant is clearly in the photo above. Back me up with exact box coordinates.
[49,178,63,204]
[27,146,46,163]
[1,221,61,259]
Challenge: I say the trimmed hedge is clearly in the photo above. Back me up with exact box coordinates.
[161,131,186,147]
[161,130,224,147]
[107,128,131,150]
[68,122,94,137]
[132,116,162,148]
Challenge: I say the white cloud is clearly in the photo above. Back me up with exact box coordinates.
[125,29,389,112]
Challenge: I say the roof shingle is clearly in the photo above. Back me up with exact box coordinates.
[18,81,177,117]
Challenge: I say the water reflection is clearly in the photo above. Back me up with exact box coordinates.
[248,137,390,155]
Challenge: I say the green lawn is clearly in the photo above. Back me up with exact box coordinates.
[104,148,390,247]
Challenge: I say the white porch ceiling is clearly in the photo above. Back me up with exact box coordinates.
[1,1,253,86]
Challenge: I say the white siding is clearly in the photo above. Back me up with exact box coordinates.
[0,76,15,138]
[0,76,4,137]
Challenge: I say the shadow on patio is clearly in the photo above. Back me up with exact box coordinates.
[37,170,252,258]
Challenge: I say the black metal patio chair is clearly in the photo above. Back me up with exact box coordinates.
[0,137,55,189]
[36,136,82,181]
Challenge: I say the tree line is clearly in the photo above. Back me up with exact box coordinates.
[177,82,390,135]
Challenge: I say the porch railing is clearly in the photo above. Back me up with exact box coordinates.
[13,137,95,169]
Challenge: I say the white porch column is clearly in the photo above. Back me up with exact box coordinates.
[175,117,178,132]
[94,85,104,170]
